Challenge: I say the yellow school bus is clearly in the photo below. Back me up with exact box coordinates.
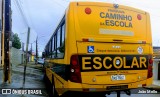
[43,2,153,97]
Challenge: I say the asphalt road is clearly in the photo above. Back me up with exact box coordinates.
[60,88,160,97]
[105,88,160,97]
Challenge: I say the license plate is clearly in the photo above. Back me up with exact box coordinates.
[111,75,125,80]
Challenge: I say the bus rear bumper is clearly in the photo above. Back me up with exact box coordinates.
[66,78,152,92]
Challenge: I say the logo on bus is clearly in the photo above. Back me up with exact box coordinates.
[87,46,94,53]
[137,46,143,54]
[113,4,119,9]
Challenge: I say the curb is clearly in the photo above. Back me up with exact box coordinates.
[144,86,160,92]
[12,69,43,77]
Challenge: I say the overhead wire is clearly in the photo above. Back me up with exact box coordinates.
[19,0,36,30]
[12,0,23,19]
[13,0,29,27]
[13,0,27,27]
[21,0,37,37]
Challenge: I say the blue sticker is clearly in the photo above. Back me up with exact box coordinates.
[87,46,94,53]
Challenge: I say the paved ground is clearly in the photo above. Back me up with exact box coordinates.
[0,62,48,97]
[145,80,160,91]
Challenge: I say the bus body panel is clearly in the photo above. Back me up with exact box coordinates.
[74,2,150,44]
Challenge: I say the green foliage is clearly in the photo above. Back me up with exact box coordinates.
[59,42,64,53]
[12,33,21,49]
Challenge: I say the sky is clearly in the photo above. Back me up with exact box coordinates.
[11,0,160,55]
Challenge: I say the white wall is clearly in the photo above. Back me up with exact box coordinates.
[11,47,24,65]
[153,60,159,80]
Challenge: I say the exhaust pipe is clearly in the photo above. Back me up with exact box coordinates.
[124,90,131,95]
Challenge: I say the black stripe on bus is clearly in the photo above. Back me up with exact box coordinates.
[50,55,149,79]
[78,55,149,72]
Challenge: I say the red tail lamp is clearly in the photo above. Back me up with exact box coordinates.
[137,14,142,20]
[149,58,153,64]
[85,7,91,14]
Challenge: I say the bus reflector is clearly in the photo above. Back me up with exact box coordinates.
[85,7,91,14]
[142,41,146,44]
[137,14,142,20]
[142,84,146,87]
[147,58,153,78]
[70,55,81,83]
[82,38,89,42]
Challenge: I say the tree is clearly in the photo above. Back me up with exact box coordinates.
[59,42,64,53]
[12,33,21,49]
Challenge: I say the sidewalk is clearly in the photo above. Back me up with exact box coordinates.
[145,80,160,91]
[0,62,48,97]
[12,62,44,76]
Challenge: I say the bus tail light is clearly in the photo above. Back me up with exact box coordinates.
[70,55,81,83]
[85,7,91,14]
[147,58,153,78]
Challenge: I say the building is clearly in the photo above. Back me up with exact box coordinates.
[153,46,160,80]
[31,52,36,62]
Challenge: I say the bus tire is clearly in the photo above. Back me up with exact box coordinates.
[43,69,47,82]
[43,73,46,82]
[52,74,59,97]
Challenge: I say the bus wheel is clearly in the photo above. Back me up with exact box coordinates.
[43,70,47,82]
[52,84,58,97]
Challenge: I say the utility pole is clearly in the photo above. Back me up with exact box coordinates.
[2,0,11,83]
[23,27,30,88]
[22,42,24,64]
[35,37,38,64]
[31,43,32,61]
[31,43,32,54]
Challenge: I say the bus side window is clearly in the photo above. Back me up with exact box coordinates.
[53,35,57,58]
[51,36,56,58]
[56,21,65,59]
[56,28,60,58]
[49,41,52,58]
[59,22,65,55]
